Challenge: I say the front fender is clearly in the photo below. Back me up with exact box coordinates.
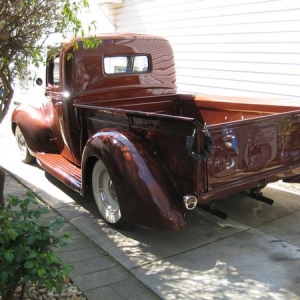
[82,129,186,231]
[11,104,57,153]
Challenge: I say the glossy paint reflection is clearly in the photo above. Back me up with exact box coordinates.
[84,129,186,231]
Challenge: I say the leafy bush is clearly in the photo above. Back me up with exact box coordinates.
[0,191,74,300]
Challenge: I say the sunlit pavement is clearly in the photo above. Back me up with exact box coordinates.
[1,106,300,300]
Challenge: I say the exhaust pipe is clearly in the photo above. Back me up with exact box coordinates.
[183,195,198,210]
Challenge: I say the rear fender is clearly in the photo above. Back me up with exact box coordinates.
[82,129,186,231]
[11,104,57,153]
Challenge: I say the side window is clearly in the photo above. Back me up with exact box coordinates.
[104,55,150,74]
[47,56,60,86]
[53,57,60,85]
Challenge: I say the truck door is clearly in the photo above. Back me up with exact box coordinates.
[46,55,78,164]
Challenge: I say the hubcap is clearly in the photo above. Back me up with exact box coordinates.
[99,170,119,214]
[18,132,27,159]
[92,160,121,224]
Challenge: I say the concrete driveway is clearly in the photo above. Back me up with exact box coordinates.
[1,109,300,300]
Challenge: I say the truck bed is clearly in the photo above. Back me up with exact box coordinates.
[76,93,300,203]
[78,93,300,125]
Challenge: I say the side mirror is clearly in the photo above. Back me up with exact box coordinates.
[36,78,43,86]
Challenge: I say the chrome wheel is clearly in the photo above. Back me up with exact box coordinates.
[92,160,124,226]
[15,126,35,164]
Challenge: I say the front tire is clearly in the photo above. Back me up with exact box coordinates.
[92,160,128,229]
[15,126,35,164]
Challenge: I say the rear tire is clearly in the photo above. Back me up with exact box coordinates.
[15,126,35,164]
[92,160,128,229]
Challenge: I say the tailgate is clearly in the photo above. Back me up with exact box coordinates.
[199,111,300,199]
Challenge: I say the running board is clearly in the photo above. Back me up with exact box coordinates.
[36,153,82,192]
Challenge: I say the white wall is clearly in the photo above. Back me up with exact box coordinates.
[101,0,300,100]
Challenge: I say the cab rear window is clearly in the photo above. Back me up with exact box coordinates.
[104,55,150,74]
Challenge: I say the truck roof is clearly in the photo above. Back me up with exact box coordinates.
[60,32,177,98]
[69,33,168,45]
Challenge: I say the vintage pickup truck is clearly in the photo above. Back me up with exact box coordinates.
[11,33,300,231]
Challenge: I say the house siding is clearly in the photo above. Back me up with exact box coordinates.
[100,0,300,99]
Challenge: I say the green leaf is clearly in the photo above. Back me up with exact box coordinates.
[49,269,58,278]
[45,281,53,291]
[7,268,15,277]
[27,191,38,203]
[33,210,41,219]
[49,253,60,264]
[37,268,46,277]
[55,283,63,295]
[7,195,21,207]
[0,271,8,282]
[14,252,22,263]
[27,251,37,259]
[4,250,14,263]
[7,228,18,240]
[24,261,34,269]
[38,277,45,286]
[27,236,36,245]
[1,190,73,293]
[36,234,43,240]
[65,263,74,274]
[40,207,50,214]
[49,228,58,237]
[20,198,31,210]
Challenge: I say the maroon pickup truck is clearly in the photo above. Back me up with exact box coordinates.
[11,33,300,231]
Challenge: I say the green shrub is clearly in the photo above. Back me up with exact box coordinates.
[0,191,74,300]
